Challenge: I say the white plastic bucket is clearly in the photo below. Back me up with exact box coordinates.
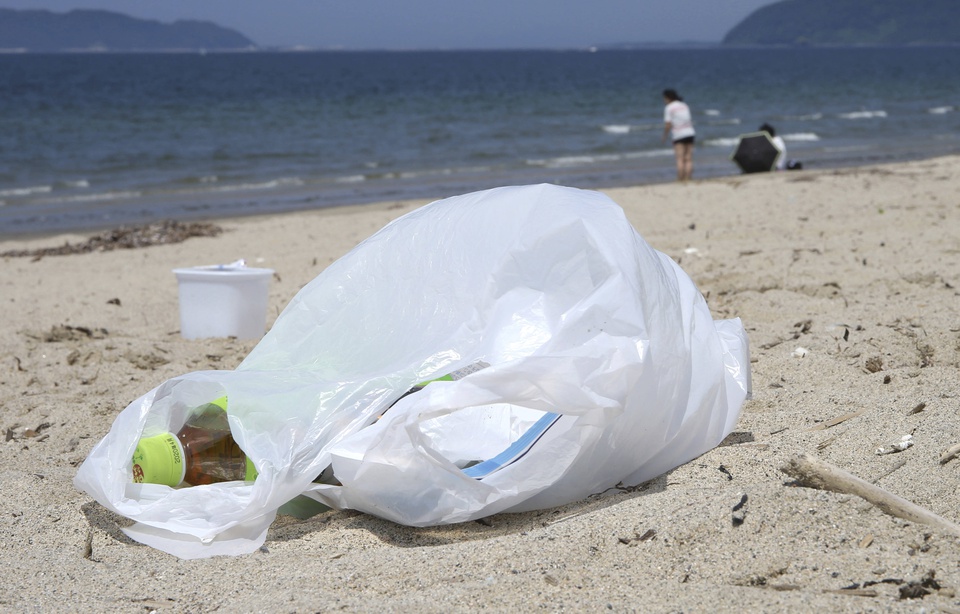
[173,264,274,340]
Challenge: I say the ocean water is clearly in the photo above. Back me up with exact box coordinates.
[2,47,959,237]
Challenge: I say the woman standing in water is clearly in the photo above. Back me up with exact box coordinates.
[661,89,695,182]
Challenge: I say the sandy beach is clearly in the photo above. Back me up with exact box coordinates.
[2,157,959,612]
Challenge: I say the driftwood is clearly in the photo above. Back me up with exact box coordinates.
[940,443,960,465]
[781,453,960,537]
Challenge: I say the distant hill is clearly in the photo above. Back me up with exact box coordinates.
[723,0,960,46]
[0,8,256,52]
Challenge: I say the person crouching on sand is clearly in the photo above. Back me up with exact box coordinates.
[662,89,695,182]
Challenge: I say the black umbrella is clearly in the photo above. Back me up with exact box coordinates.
[731,131,782,174]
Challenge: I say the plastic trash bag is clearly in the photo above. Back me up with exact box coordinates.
[74,184,751,559]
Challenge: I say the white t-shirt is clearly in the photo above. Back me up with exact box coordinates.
[664,100,695,141]
[771,135,787,170]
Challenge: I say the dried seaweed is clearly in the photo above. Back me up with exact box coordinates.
[1,220,223,259]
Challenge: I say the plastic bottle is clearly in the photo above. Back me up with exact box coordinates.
[131,361,490,487]
[131,396,255,487]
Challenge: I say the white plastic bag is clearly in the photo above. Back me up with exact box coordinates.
[75,184,751,559]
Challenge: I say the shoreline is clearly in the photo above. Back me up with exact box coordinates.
[3,149,957,242]
[2,155,960,610]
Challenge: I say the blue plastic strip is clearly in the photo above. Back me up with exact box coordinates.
[462,412,561,479]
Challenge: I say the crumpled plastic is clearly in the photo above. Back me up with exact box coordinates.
[74,183,751,559]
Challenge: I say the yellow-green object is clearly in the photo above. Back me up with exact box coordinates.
[245,457,258,481]
[417,361,489,387]
[132,432,185,486]
[221,396,258,481]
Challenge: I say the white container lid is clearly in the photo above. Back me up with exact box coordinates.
[173,259,274,281]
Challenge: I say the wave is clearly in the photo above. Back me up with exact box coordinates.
[622,150,674,159]
[60,179,90,189]
[601,123,660,134]
[52,190,142,203]
[839,110,887,119]
[527,153,625,168]
[397,166,491,180]
[782,132,820,142]
[335,175,367,184]
[703,137,741,148]
[783,112,823,121]
[400,169,448,179]
[207,177,304,193]
[601,124,631,135]
[0,185,53,198]
[928,106,955,114]
[703,109,721,116]
[37,176,306,205]
[527,149,671,168]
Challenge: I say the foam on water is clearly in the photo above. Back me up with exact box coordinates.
[839,110,887,119]
[783,133,820,142]
[602,125,631,134]
[0,185,52,198]
[53,190,142,203]
[527,153,627,168]
[704,137,742,148]
[622,150,674,159]
[783,112,824,121]
[335,175,367,183]
[928,106,955,114]
[207,177,305,193]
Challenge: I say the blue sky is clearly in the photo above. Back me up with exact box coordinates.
[4,1,779,49]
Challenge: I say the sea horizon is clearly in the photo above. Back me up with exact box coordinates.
[6,41,960,54]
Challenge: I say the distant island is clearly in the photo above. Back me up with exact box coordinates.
[723,0,960,46]
[0,8,256,52]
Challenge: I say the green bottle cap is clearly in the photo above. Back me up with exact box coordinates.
[132,432,186,487]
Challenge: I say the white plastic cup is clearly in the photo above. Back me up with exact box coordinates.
[173,265,274,340]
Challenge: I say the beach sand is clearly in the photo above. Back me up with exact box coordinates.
[2,157,959,612]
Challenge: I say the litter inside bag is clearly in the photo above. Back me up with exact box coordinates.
[74,183,751,559]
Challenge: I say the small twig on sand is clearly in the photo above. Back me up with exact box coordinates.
[807,410,864,431]
[940,443,960,465]
[781,453,960,537]
[870,459,907,484]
